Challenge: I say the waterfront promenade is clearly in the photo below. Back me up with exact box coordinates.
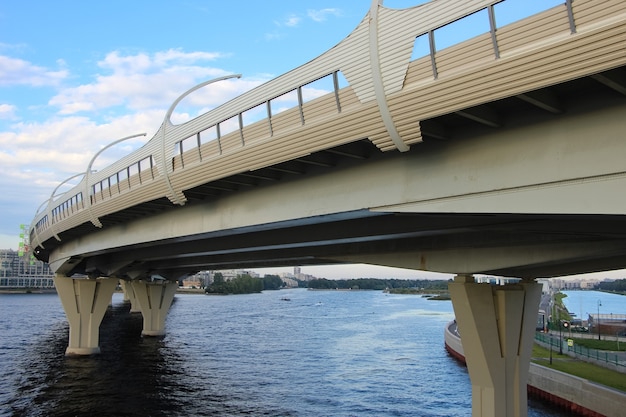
[445,320,626,417]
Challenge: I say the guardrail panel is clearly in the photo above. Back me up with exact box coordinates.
[302,93,338,122]
[404,56,434,86]
[219,130,243,154]
[497,7,570,56]
[336,87,360,111]
[269,107,301,135]
[199,139,221,160]
[573,0,626,30]
[435,33,494,78]
[241,119,270,145]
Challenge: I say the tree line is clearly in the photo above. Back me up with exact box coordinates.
[205,273,285,294]
[596,279,626,293]
[306,278,449,291]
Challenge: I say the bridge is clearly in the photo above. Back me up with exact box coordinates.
[28,1,626,416]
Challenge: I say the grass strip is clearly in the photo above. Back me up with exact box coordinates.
[531,344,626,392]
[569,337,626,352]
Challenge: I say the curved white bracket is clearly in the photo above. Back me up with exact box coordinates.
[48,171,87,242]
[160,74,242,205]
[29,200,52,250]
[85,133,147,227]
[369,0,409,152]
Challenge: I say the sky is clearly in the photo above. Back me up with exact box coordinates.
[0,0,623,281]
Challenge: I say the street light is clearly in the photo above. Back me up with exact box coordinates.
[84,133,147,227]
[597,299,602,341]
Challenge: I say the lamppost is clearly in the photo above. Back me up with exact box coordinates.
[597,299,602,341]
[559,320,563,355]
[84,133,147,227]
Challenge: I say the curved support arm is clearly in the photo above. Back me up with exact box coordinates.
[48,171,87,241]
[163,74,242,126]
[85,133,147,227]
[160,74,242,205]
[30,171,88,249]
[368,0,409,152]
[49,172,86,206]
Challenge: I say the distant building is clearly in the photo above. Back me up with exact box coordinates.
[475,276,520,285]
[293,266,316,281]
[0,249,54,288]
[187,269,259,286]
[588,313,626,336]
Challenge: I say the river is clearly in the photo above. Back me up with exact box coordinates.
[561,290,626,321]
[1,288,568,416]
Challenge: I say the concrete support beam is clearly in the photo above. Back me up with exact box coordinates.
[517,89,563,114]
[455,104,501,127]
[119,280,141,313]
[131,280,177,336]
[592,69,626,95]
[53,275,117,356]
[448,274,542,417]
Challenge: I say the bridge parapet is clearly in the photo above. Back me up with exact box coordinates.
[30,0,626,260]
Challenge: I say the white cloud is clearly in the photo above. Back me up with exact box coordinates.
[0,47,270,237]
[0,113,160,194]
[48,49,242,115]
[264,8,342,41]
[0,55,68,87]
[0,103,17,120]
[264,31,284,41]
[307,8,342,22]
[284,15,301,27]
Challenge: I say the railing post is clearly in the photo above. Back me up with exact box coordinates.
[565,0,576,34]
[297,86,305,125]
[488,5,500,59]
[333,71,342,113]
[428,30,437,79]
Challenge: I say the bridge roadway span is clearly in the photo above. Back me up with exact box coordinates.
[28,1,626,416]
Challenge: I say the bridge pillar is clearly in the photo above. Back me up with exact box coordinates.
[448,274,541,417]
[119,280,141,313]
[53,275,118,356]
[130,280,177,337]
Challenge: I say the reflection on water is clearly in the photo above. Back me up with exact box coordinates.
[1,290,570,416]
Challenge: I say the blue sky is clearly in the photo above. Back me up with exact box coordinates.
[1,0,621,280]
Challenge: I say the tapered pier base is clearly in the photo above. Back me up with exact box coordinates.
[449,274,542,417]
[130,280,177,336]
[54,275,118,356]
[120,280,142,313]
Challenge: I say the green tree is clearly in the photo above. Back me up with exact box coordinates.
[206,273,263,294]
[263,274,283,290]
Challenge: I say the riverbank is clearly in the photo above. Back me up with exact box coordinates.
[444,320,626,416]
[0,288,56,294]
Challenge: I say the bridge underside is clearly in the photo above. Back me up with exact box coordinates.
[38,64,626,281]
[60,210,626,280]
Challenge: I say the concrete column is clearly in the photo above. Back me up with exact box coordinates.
[53,275,118,356]
[119,280,141,313]
[449,274,542,417]
[130,280,177,336]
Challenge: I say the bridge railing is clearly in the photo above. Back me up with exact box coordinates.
[29,0,623,252]
[170,71,351,172]
[28,71,353,247]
